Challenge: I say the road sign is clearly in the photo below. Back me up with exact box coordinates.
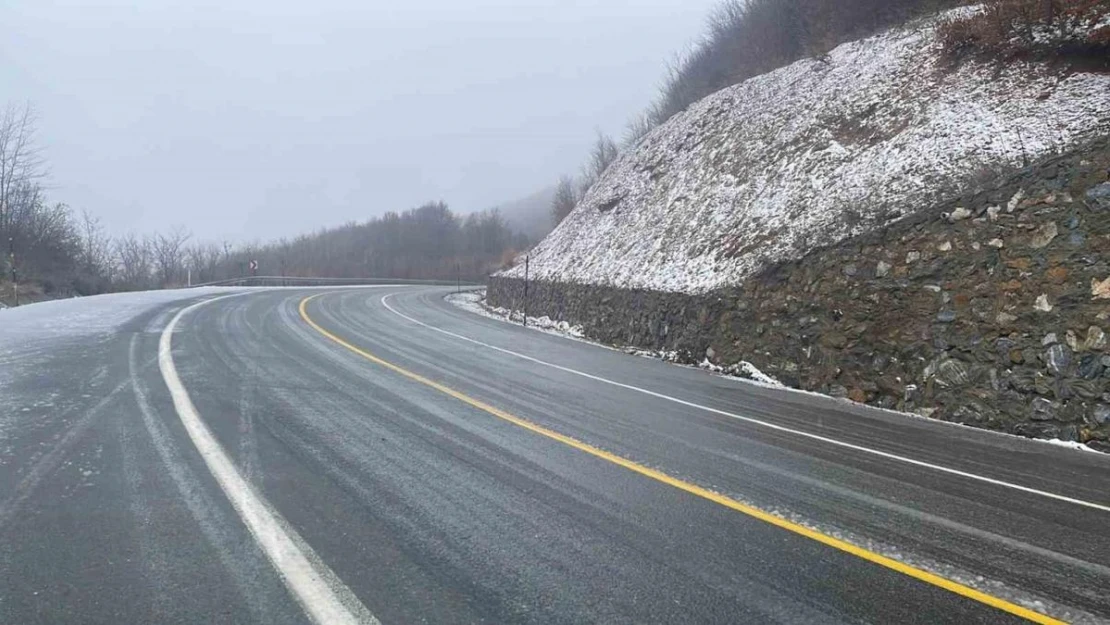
[249,259,258,273]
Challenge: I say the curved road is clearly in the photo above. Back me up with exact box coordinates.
[2,286,1109,624]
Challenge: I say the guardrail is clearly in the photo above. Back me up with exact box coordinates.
[185,275,481,288]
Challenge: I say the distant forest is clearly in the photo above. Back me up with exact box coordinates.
[0,104,528,303]
[212,202,528,286]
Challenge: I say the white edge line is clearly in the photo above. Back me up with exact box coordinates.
[159,294,376,625]
[378,292,1110,514]
[445,291,1101,453]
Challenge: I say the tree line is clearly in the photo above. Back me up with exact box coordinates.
[208,202,529,286]
[0,103,528,304]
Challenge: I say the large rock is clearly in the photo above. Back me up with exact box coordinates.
[1046,344,1072,376]
[1087,182,1110,208]
[1029,222,1058,249]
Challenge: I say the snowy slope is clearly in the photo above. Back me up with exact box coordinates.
[499,9,1110,293]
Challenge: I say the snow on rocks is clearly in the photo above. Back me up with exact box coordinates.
[445,290,781,386]
[445,290,585,338]
[698,358,783,387]
[498,9,1110,294]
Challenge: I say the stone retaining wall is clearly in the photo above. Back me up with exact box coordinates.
[489,140,1110,450]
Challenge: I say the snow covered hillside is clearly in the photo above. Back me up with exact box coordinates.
[499,8,1110,293]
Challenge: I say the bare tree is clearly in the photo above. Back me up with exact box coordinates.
[622,113,656,148]
[202,243,222,281]
[79,210,113,281]
[186,244,205,285]
[115,233,152,289]
[550,176,579,225]
[185,241,224,285]
[152,225,191,286]
[0,103,45,236]
[579,131,619,195]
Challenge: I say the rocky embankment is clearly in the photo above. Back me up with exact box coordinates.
[490,143,1110,450]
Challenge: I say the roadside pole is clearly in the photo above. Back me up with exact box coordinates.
[523,254,529,328]
[456,262,460,294]
[8,236,17,307]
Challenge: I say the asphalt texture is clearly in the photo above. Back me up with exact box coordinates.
[2,286,1109,624]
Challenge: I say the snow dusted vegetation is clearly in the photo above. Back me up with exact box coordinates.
[500,8,1110,293]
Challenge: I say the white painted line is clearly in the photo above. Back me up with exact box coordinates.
[380,293,1110,514]
[160,295,378,625]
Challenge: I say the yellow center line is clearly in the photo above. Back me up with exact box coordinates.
[298,293,1062,625]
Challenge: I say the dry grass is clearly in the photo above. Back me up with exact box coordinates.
[939,0,1110,61]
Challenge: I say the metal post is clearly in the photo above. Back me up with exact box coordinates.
[456,262,461,294]
[8,236,17,307]
[523,255,529,327]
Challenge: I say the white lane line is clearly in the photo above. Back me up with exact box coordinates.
[380,293,1110,514]
[160,295,378,625]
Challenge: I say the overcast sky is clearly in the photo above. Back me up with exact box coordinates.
[0,0,715,241]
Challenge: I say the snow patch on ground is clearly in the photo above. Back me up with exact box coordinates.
[499,8,1110,293]
[446,289,781,386]
[0,288,241,438]
[698,358,783,387]
[0,287,235,349]
[1042,438,1099,453]
[447,290,586,338]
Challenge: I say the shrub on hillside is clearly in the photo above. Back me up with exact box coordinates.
[939,0,1110,60]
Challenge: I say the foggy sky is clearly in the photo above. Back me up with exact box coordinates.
[0,0,715,241]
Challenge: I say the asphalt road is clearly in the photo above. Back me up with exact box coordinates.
[2,286,1109,624]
